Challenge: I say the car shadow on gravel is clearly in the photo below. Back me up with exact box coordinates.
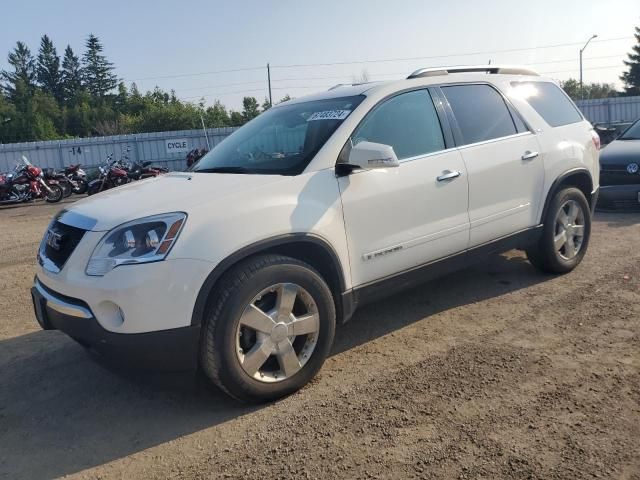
[333,252,547,355]
[0,331,257,480]
[595,210,640,228]
[0,253,548,480]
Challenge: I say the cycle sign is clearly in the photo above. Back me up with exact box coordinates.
[165,138,189,154]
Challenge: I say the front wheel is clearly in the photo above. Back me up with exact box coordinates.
[526,187,591,273]
[44,184,63,203]
[200,254,336,403]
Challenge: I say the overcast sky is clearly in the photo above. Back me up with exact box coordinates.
[2,0,639,110]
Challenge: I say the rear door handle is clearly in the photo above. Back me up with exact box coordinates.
[521,150,539,161]
[437,170,461,182]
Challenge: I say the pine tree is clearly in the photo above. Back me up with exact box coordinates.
[621,25,640,96]
[61,45,83,104]
[81,34,117,97]
[1,41,36,100]
[36,35,62,102]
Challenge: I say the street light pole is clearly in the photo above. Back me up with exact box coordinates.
[579,34,598,100]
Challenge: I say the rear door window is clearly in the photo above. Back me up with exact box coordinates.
[442,84,518,145]
[510,81,583,127]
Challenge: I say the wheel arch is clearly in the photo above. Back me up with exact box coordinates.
[190,234,348,327]
[540,168,594,223]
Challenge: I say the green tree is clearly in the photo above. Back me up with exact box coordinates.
[205,100,231,127]
[261,97,271,111]
[229,110,244,126]
[61,45,83,104]
[36,35,62,102]
[559,78,617,100]
[278,94,292,104]
[241,96,260,122]
[621,24,640,96]
[1,41,36,100]
[82,34,117,97]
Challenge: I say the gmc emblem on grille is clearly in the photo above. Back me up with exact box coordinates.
[46,230,64,251]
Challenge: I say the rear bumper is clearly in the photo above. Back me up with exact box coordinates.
[31,278,200,371]
[597,184,640,211]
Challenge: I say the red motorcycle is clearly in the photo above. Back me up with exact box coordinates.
[86,156,130,196]
[0,156,63,205]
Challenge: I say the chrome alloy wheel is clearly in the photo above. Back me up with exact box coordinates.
[554,199,586,260]
[236,283,320,383]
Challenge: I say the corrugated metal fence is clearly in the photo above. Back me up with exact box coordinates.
[575,96,640,125]
[0,127,238,173]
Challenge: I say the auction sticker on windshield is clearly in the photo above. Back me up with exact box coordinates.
[307,110,351,121]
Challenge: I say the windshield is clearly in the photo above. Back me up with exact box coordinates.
[620,119,640,140]
[193,95,364,175]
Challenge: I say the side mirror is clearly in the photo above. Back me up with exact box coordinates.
[347,141,399,171]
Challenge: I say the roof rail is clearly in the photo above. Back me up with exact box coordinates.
[407,65,539,79]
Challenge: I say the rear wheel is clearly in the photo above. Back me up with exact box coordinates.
[200,254,336,403]
[44,184,63,203]
[526,187,591,273]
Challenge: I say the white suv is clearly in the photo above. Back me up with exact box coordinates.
[32,66,600,402]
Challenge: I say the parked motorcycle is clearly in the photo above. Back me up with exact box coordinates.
[126,161,169,181]
[0,156,63,205]
[63,164,88,194]
[86,157,130,196]
[186,148,208,169]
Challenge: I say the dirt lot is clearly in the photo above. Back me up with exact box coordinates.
[0,199,638,480]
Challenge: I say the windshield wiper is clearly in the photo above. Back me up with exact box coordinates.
[194,166,253,174]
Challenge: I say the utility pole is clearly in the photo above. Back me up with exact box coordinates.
[580,34,598,100]
[267,63,273,107]
[200,113,210,150]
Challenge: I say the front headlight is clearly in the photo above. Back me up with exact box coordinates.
[86,212,187,276]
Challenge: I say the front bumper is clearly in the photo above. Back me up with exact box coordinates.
[597,184,640,211]
[32,278,200,370]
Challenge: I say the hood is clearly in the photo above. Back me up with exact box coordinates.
[600,139,640,166]
[62,172,286,231]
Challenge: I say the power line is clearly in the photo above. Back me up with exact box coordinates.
[174,54,627,95]
[540,64,625,75]
[269,36,633,69]
[122,36,632,83]
[180,63,628,102]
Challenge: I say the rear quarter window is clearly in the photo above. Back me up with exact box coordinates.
[511,81,583,127]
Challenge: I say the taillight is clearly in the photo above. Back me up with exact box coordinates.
[591,129,601,150]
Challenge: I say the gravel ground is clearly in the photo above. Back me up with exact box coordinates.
[0,199,638,480]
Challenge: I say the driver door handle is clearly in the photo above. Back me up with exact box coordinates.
[437,170,461,182]
[521,150,539,161]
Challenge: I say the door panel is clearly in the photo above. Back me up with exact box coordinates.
[439,83,545,247]
[459,133,544,246]
[339,150,469,287]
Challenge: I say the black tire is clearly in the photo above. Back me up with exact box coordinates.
[60,180,73,198]
[44,184,63,203]
[526,187,591,273]
[73,179,88,195]
[87,182,105,196]
[200,254,336,403]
